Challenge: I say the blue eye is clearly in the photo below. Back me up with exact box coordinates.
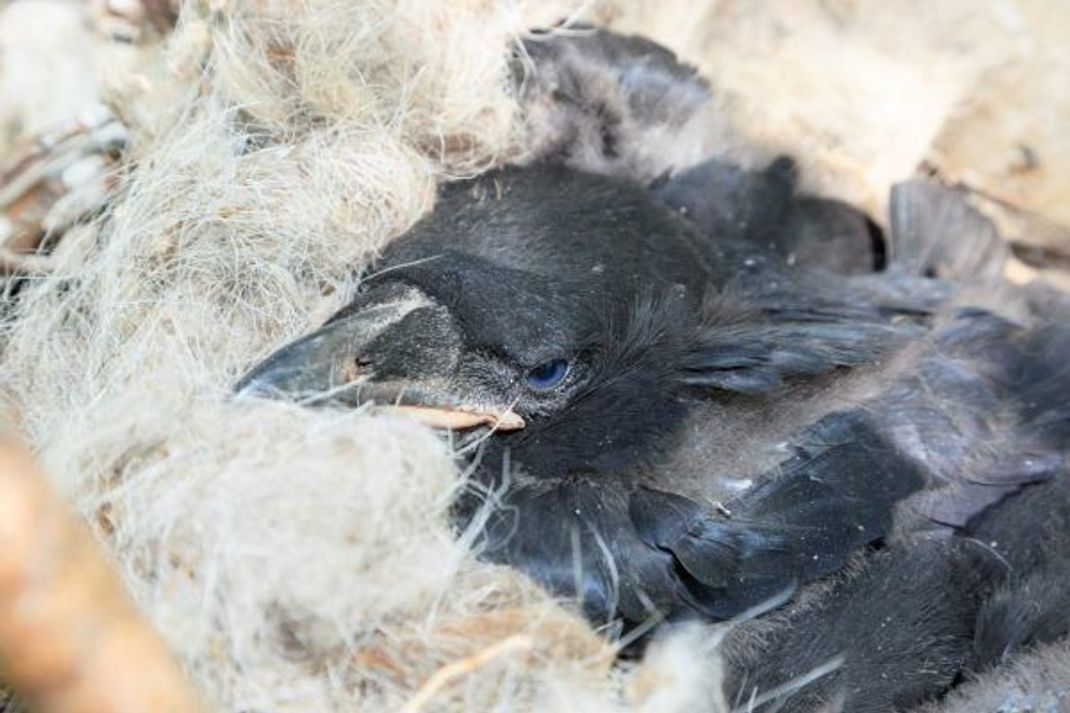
[526,359,570,390]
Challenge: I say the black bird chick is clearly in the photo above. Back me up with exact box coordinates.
[232,27,1070,710]
[235,161,1069,629]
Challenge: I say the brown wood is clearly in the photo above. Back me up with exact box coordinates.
[0,441,207,713]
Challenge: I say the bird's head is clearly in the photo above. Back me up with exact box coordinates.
[235,167,711,473]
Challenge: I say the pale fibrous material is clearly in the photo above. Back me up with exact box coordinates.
[1,1,1068,711]
[0,1,726,711]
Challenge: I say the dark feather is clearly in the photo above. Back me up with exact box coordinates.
[680,293,923,395]
[634,411,924,613]
[722,538,984,713]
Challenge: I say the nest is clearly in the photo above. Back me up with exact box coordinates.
[0,1,1068,711]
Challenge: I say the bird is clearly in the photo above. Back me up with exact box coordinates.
[234,158,1068,613]
[234,27,1070,711]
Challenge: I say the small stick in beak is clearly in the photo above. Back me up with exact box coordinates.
[382,405,525,431]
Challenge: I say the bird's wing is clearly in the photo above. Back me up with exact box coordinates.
[680,282,926,395]
[630,410,925,619]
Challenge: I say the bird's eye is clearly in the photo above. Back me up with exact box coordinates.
[526,359,570,390]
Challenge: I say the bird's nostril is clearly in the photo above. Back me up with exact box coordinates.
[340,357,373,384]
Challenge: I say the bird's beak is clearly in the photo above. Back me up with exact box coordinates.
[233,283,525,431]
